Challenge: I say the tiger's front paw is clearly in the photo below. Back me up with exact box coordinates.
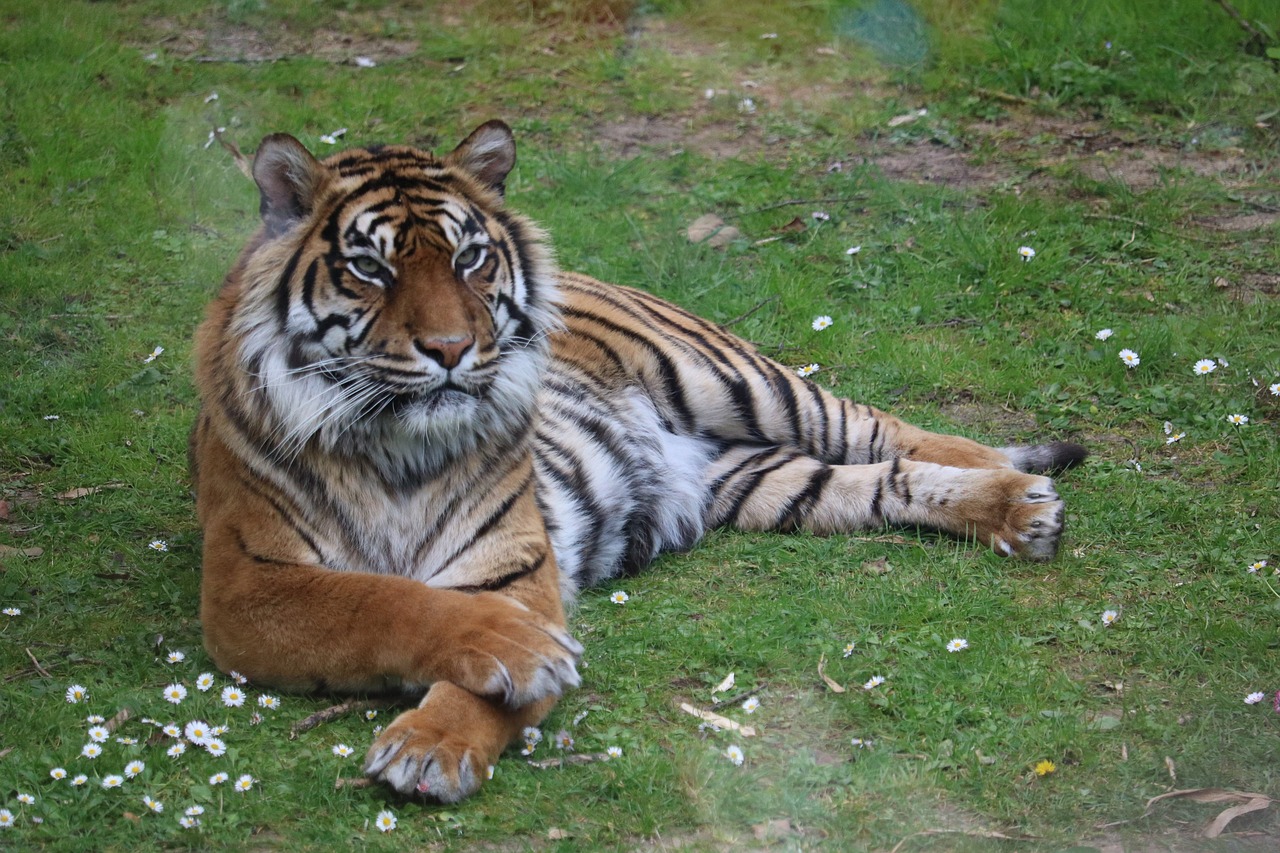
[364,706,489,803]
[439,591,582,707]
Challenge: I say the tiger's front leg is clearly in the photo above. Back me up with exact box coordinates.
[360,549,573,801]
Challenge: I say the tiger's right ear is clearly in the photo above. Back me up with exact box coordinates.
[253,134,324,238]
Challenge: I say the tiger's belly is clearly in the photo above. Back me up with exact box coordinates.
[532,381,715,600]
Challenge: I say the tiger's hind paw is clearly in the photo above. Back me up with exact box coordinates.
[982,473,1064,561]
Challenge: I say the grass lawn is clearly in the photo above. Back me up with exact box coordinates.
[1,0,1278,849]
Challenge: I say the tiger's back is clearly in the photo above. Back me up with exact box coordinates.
[191,120,1085,803]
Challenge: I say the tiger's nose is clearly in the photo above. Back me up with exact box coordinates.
[414,335,475,370]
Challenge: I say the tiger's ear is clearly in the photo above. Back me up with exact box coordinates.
[446,120,516,196]
[253,134,324,238]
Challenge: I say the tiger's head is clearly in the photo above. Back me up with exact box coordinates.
[223,121,560,473]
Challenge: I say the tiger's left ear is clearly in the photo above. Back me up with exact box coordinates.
[446,120,516,196]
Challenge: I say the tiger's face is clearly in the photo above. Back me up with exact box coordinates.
[230,122,559,467]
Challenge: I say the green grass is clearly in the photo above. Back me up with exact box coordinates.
[2,0,1279,849]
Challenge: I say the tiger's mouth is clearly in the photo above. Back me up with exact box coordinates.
[387,381,483,418]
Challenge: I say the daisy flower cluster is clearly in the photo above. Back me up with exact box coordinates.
[16,657,286,836]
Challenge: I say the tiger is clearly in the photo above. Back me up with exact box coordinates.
[190,119,1086,803]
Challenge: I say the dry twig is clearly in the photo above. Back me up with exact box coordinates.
[290,699,393,740]
[526,752,614,769]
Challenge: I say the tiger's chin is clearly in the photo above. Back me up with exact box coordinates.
[391,387,483,435]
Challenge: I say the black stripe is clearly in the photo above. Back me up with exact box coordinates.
[234,473,324,562]
[429,473,534,577]
[562,306,695,432]
[777,465,834,532]
[721,452,800,526]
[451,553,548,594]
[274,246,306,331]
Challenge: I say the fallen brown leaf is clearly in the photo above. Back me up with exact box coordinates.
[548,828,571,840]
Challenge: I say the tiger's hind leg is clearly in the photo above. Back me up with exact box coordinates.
[706,445,1065,560]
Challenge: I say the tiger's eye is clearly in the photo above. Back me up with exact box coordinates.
[455,245,482,269]
[350,256,383,277]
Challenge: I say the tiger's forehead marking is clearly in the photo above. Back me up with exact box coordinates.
[330,165,486,259]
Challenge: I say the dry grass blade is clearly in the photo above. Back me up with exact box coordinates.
[817,653,846,693]
[1142,788,1276,838]
[889,828,1036,853]
[215,128,254,181]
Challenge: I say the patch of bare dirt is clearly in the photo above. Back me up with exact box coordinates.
[937,398,1038,437]
[1197,210,1280,232]
[1215,272,1280,304]
[142,15,417,64]
[866,144,1020,189]
[1072,146,1261,191]
[861,111,1273,194]
[597,116,762,160]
